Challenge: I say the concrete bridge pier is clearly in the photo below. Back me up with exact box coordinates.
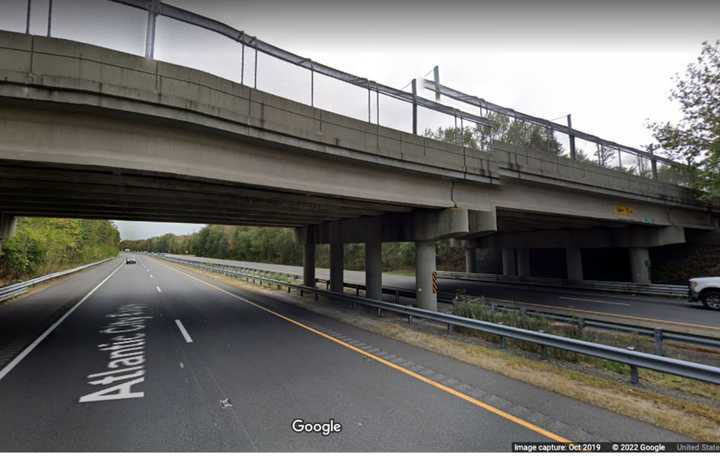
[0,213,17,253]
[330,242,344,293]
[630,247,651,284]
[516,248,531,277]
[502,248,516,276]
[364,224,383,300]
[303,243,316,288]
[464,247,478,273]
[565,247,583,281]
[415,241,437,311]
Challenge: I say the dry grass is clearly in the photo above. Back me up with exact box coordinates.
[167,261,720,442]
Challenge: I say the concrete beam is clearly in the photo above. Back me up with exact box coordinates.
[413,208,469,241]
[477,226,687,250]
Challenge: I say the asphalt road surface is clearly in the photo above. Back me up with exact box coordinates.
[0,255,688,451]
[167,255,720,333]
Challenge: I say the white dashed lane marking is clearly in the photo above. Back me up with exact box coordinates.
[174,320,193,343]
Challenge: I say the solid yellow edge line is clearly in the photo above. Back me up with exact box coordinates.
[162,260,571,444]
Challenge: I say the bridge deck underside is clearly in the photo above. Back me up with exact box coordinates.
[0,161,412,227]
[496,208,628,233]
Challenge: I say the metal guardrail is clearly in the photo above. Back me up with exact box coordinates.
[437,271,689,298]
[0,258,115,303]
[172,260,720,355]
[158,255,720,385]
[13,0,690,188]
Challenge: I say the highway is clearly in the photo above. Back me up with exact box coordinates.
[0,254,688,451]
[165,255,720,333]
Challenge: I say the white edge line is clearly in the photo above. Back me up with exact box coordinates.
[174,319,193,343]
[156,286,162,293]
[559,296,630,306]
[0,262,124,382]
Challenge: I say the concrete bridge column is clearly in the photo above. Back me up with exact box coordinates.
[516,248,531,277]
[303,241,316,288]
[330,242,344,293]
[565,247,583,281]
[415,240,437,311]
[464,247,478,273]
[501,248,516,276]
[630,247,651,284]
[365,226,382,300]
[0,213,17,253]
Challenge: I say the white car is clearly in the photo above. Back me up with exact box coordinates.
[689,277,720,310]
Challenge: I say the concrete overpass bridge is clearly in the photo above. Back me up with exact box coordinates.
[0,1,717,310]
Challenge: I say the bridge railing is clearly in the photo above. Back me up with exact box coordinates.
[7,0,690,189]
[0,257,116,303]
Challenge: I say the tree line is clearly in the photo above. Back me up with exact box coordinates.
[120,224,466,272]
[0,218,120,283]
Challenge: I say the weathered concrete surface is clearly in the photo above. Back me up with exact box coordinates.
[0,213,17,253]
[476,226,687,249]
[0,30,715,233]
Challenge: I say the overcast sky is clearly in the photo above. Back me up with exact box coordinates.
[2,0,718,239]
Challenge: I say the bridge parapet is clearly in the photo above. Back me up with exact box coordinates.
[0,31,498,185]
[492,142,699,206]
[0,29,707,210]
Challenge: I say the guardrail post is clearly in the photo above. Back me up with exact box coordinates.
[377,308,383,317]
[395,290,400,304]
[654,329,664,356]
[630,365,639,385]
[314,291,319,301]
[500,336,507,349]
[577,317,585,334]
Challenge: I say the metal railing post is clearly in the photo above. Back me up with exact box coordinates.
[46,0,53,37]
[310,61,314,107]
[254,46,258,88]
[651,158,658,180]
[144,0,159,59]
[240,43,245,85]
[411,79,418,135]
[25,0,32,34]
[567,114,577,160]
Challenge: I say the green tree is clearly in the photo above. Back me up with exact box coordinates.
[424,112,564,156]
[1,218,120,281]
[648,40,720,201]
